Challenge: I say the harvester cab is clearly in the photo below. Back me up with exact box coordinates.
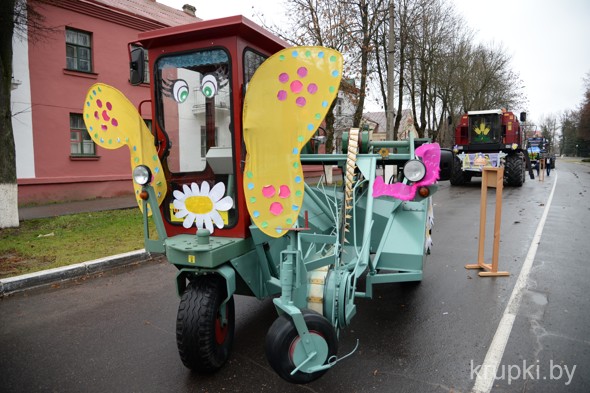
[82,16,452,384]
[450,109,534,186]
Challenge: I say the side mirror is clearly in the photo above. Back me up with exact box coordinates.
[130,47,145,86]
[519,112,527,122]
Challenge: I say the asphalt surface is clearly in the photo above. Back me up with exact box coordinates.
[1,158,589,392]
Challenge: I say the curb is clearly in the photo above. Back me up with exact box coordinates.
[0,249,152,297]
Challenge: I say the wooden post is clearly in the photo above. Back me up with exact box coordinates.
[538,158,545,182]
[465,167,509,277]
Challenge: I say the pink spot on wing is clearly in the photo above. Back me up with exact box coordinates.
[262,185,276,198]
[307,83,318,94]
[96,99,102,108]
[269,202,283,216]
[101,124,108,131]
[296,97,306,107]
[102,110,110,121]
[111,118,118,127]
[106,102,112,110]
[277,90,287,101]
[279,185,291,198]
[278,73,289,83]
[297,67,308,78]
[290,80,303,94]
[94,111,99,120]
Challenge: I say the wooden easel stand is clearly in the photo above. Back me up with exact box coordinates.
[465,167,510,277]
[538,159,545,182]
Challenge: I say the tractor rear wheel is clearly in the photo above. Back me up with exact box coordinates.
[176,276,235,373]
[265,309,338,384]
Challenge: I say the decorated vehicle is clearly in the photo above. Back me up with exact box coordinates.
[82,16,452,383]
[526,136,555,170]
[450,109,534,186]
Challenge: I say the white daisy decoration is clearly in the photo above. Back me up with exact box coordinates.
[173,181,233,232]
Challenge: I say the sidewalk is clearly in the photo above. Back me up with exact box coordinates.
[2,195,149,297]
[18,194,138,221]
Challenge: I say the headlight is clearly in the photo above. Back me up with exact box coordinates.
[403,159,426,182]
[133,165,152,185]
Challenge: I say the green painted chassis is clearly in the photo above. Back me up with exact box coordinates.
[139,146,437,374]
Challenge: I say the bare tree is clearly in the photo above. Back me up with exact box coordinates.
[341,0,388,128]
[262,0,526,147]
[560,110,579,156]
[578,71,590,143]
[0,0,19,228]
[1,0,58,228]
[260,0,356,153]
[539,115,559,153]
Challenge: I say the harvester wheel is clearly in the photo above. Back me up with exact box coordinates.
[265,309,337,384]
[505,153,525,187]
[449,156,469,185]
[176,276,234,373]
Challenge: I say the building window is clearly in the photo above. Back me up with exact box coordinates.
[336,98,343,116]
[66,28,92,72]
[70,114,95,156]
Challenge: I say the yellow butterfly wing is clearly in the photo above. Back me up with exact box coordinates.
[243,47,343,238]
[82,83,167,213]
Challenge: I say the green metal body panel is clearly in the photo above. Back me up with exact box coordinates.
[376,201,428,271]
[229,248,281,299]
[165,234,253,269]
[175,264,236,301]
[137,133,440,378]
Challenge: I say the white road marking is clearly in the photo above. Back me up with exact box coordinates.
[471,173,558,393]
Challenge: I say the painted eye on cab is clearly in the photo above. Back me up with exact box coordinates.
[171,80,189,103]
[201,74,218,98]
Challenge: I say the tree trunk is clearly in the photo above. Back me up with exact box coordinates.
[0,0,19,228]
[385,0,394,141]
[324,99,337,154]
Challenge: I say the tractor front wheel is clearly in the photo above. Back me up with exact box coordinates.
[450,156,470,185]
[176,276,235,373]
[505,153,525,187]
[265,309,338,384]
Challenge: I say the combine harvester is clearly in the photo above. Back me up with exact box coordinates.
[450,109,534,186]
[82,16,452,383]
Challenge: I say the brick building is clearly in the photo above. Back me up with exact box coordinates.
[12,0,197,205]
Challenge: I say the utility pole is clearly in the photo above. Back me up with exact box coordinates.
[386,0,395,141]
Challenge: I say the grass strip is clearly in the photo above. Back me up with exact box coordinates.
[0,209,147,279]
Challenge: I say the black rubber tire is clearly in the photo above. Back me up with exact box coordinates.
[449,156,467,186]
[505,153,525,187]
[265,309,338,384]
[176,276,235,373]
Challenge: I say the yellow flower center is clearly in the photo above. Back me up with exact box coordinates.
[185,196,213,214]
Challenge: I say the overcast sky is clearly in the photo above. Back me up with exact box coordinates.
[159,0,590,125]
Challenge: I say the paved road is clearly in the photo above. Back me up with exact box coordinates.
[1,160,589,392]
